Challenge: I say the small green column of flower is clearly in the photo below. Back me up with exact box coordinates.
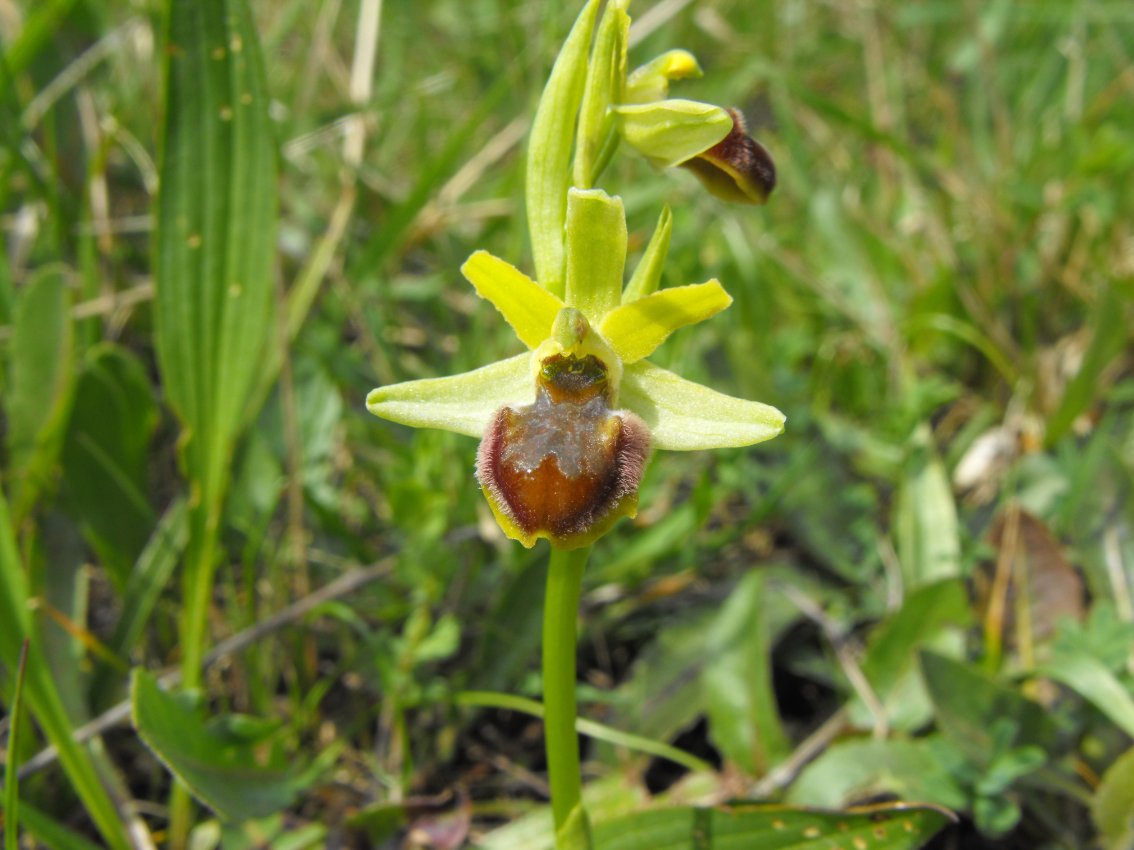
[367,2,783,848]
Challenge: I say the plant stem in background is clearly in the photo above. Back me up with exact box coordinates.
[542,545,592,850]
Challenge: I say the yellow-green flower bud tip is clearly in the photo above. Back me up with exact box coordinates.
[680,109,776,204]
[476,351,650,550]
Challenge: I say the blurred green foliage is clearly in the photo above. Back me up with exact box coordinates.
[1,0,1132,847]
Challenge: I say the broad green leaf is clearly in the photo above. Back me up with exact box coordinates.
[61,344,157,589]
[1039,650,1134,739]
[461,250,564,349]
[574,0,628,188]
[613,100,731,168]
[920,651,1061,765]
[5,267,74,521]
[621,360,785,451]
[703,570,790,776]
[526,0,600,296]
[154,0,277,686]
[850,579,970,730]
[367,352,532,438]
[1093,745,1134,850]
[0,491,131,850]
[131,669,321,822]
[623,205,673,303]
[154,0,276,515]
[601,281,731,364]
[789,737,967,811]
[565,188,627,324]
[590,802,953,850]
[893,425,960,588]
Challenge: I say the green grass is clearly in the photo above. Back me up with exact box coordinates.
[1,1,1133,848]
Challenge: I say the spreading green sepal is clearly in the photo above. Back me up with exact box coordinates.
[366,353,532,438]
[621,360,785,450]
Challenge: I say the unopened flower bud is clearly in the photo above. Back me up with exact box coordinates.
[679,108,776,204]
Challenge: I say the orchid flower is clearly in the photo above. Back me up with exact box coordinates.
[367,187,784,549]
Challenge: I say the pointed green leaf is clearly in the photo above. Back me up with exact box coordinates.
[1040,650,1134,739]
[367,353,532,438]
[574,0,628,188]
[526,0,601,296]
[621,360,784,450]
[625,50,702,104]
[0,491,131,850]
[1093,745,1134,850]
[894,425,960,589]
[461,250,564,349]
[623,205,673,303]
[154,0,277,509]
[591,802,953,850]
[61,344,158,590]
[703,570,790,775]
[565,188,626,324]
[920,651,1061,764]
[613,99,731,168]
[600,281,731,363]
[5,267,75,521]
[131,669,322,822]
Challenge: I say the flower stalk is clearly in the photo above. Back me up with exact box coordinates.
[543,545,593,849]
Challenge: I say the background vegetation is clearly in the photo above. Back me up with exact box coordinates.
[1,0,1133,848]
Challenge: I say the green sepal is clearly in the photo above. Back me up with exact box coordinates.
[526,0,601,297]
[621,360,785,450]
[622,205,672,303]
[613,99,732,168]
[564,188,626,325]
[366,353,532,438]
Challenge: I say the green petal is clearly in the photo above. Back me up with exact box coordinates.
[461,251,563,349]
[613,99,732,168]
[526,0,601,297]
[623,204,672,303]
[621,360,785,450]
[600,280,732,364]
[564,188,626,325]
[366,353,532,438]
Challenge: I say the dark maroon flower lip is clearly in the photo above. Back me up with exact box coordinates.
[680,108,776,205]
[475,353,651,549]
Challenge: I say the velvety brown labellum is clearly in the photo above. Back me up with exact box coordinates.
[681,108,776,204]
[476,354,650,547]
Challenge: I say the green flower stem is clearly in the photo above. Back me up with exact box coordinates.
[543,545,593,850]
